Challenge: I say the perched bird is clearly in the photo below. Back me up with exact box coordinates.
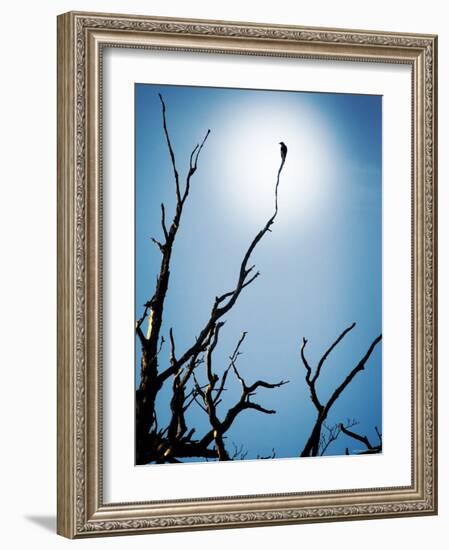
[279,141,288,162]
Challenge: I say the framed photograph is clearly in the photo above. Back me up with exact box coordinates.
[57,11,438,538]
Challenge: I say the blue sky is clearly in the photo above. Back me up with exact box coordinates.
[135,83,382,461]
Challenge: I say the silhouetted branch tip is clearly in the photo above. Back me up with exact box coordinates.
[150,237,165,253]
[160,203,168,240]
[169,328,177,364]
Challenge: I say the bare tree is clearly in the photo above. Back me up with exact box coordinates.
[135,94,288,464]
[299,323,382,457]
[136,94,382,465]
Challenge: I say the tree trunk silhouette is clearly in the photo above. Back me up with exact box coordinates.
[135,94,288,464]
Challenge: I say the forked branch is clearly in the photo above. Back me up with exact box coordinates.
[136,94,289,464]
[195,329,289,458]
[299,324,382,457]
[135,94,210,463]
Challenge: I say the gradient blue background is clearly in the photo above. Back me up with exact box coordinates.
[135,83,382,461]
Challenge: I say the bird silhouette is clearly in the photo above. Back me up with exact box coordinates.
[279,141,287,162]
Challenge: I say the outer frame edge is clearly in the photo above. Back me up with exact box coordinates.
[56,10,437,538]
[56,11,76,540]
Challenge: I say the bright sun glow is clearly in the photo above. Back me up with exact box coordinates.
[216,98,337,230]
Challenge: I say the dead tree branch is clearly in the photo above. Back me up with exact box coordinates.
[231,443,249,461]
[319,419,358,456]
[174,145,286,372]
[135,94,210,463]
[257,448,277,460]
[340,424,382,455]
[136,94,288,464]
[194,330,289,460]
[299,324,382,457]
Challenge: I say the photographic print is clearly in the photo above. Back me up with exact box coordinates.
[57,12,437,537]
[135,83,382,465]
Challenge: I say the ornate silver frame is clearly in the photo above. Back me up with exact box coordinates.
[57,11,438,538]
